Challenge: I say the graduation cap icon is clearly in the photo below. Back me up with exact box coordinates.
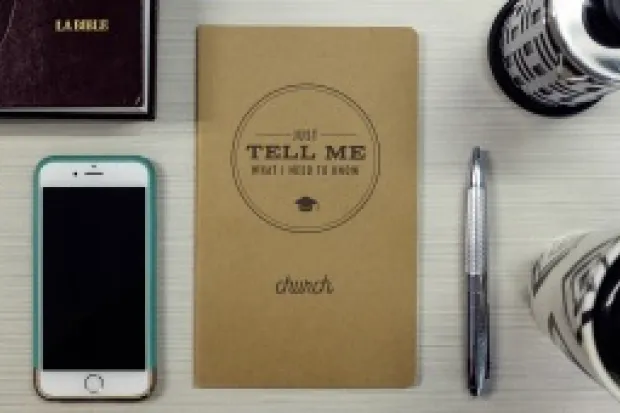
[295,197,319,212]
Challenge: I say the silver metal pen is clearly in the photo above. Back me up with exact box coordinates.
[466,147,490,397]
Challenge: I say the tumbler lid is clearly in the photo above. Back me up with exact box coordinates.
[604,0,620,30]
[549,0,620,83]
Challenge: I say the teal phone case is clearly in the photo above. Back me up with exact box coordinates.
[32,156,158,392]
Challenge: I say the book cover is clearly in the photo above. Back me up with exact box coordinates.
[195,26,419,389]
[0,0,156,119]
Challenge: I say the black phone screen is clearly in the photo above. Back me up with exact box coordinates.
[41,187,147,371]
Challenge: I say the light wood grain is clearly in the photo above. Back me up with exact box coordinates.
[1,0,620,411]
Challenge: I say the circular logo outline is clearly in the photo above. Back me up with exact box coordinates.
[231,83,381,233]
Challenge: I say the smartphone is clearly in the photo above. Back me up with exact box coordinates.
[33,156,157,401]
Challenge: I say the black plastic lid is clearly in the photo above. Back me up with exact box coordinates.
[585,0,620,48]
[605,0,620,29]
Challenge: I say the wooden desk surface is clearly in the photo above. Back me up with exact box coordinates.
[1,0,620,411]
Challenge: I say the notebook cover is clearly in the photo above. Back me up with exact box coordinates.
[0,0,156,119]
[195,26,419,389]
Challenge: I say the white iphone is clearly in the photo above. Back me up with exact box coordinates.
[33,156,157,401]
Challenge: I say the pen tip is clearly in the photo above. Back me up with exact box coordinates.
[472,147,486,166]
[469,147,487,187]
[469,386,482,397]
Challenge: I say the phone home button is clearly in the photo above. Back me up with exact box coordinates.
[84,374,104,394]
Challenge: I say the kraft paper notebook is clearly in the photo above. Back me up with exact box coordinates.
[195,26,419,389]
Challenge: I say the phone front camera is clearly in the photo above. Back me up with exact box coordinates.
[72,172,78,177]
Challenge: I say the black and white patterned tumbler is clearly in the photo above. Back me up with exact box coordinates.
[489,0,620,116]
[531,231,620,402]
